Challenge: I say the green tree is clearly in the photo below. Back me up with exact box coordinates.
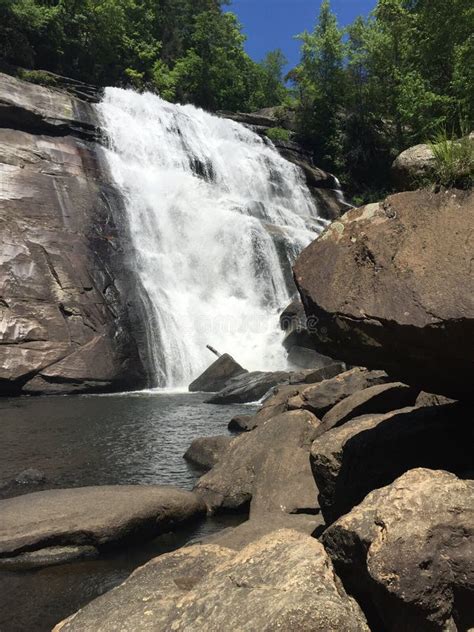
[294,0,345,169]
[257,49,288,108]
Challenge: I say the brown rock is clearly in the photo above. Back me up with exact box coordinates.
[0,486,206,564]
[54,530,370,632]
[184,435,234,471]
[0,74,147,395]
[310,402,473,524]
[294,190,474,399]
[288,367,389,417]
[188,353,247,393]
[323,468,474,632]
[391,143,436,190]
[318,381,420,436]
[195,410,321,516]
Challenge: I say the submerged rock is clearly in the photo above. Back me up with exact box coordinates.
[310,402,473,524]
[323,468,474,632]
[54,530,370,632]
[294,190,474,399]
[188,353,247,393]
[0,485,206,566]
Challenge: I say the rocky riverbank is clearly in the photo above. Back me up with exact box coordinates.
[51,183,473,630]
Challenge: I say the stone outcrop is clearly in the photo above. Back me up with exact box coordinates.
[54,530,370,632]
[184,435,234,471]
[0,71,149,394]
[323,469,474,632]
[317,381,420,436]
[0,485,206,568]
[288,367,389,417]
[294,189,474,399]
[188,353,247,393]
[310,402,473,524]
[194,410,320,516]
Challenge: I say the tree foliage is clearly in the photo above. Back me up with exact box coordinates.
[0,0,288,112]
[292,0,474,195]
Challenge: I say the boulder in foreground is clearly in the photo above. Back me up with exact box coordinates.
[294,190,474,399]
[0,486,206,566]
[54,530,370,632]
[188,353,247,392]
[323,469,474,632]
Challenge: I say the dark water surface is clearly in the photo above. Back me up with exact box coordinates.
[0,391,255,632]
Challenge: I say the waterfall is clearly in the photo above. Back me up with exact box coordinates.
[98,89,326,387]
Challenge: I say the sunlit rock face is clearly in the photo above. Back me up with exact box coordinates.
[0,72,147,395]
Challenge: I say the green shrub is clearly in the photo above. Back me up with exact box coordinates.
[18,69,58,87]
[265,126,291,142]
[429,128,474,189]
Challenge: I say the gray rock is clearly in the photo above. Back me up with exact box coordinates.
[0,545,98,570]
[310,402,473,524]
[54,530,370,632]
[195,410,320,515]
[0,71,97,140]
[228,414,256,432]
[323,468,474,632]
[202,513,322,551]
[0,73,148,395]
[0,486,206,563]
[294,190,474,399]
[288,367,389,417]
[184,435,234,471]
[318,381,420,436]
[391,143,436,190]
[206,370,292,404]
[188,353,247,393]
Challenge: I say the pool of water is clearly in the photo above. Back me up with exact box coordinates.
[0,391,256,632]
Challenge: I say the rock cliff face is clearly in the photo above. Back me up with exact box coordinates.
[0,72,149,395]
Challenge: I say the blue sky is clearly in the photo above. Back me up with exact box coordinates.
[224,0,377,71]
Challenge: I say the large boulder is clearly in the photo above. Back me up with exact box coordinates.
[391,143,436,190]
[188,353,247,393]
[317,381,420,436]
[294,190,474,399]
[310,402,473,524]
[323,469,474,632]
[0,486,206,568]
[0,72,148,395]
[184,435,234,471]
[54,530,370,632]
[288,367,389,417]
[194,410,320,516]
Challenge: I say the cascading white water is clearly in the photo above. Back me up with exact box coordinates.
[98,89,327,387]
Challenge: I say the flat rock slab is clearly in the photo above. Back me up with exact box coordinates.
[323,468,474,632]
[0,486,206,561]
[54,530,369,632]
[206,370,293,404]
